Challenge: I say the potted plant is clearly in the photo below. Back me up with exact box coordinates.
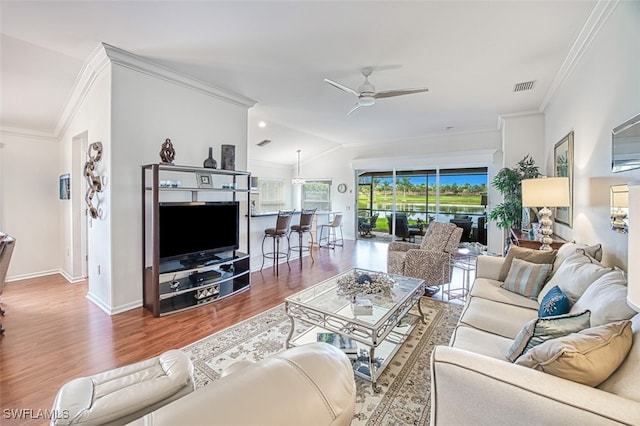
[488,155,541,248]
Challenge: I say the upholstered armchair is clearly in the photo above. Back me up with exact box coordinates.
[387,221,463,287]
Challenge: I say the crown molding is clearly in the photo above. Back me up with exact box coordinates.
[248,159,292,170]
[1,126,58,142]
[102,43,257,108]
[54,42,257,139]
[350,149,498,171]
[54,43,111,139]
[497,110,544,130]
[540,0,619,111]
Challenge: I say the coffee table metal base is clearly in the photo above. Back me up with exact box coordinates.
[284,270,425,391]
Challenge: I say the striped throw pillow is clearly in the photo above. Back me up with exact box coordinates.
[501,258,552,299]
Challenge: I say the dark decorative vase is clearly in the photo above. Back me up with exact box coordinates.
[203,147,217,169]
[221,144,236,170]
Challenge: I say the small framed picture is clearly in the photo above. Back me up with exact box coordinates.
[59,174,70,199]
[195,172,213,188]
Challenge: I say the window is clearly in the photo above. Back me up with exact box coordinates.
[258,179,285,212]
[302,179,332,211]
[357,167,488,230]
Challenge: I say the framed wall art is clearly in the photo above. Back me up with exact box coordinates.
[59,174,70,200]
[554,131,574,227]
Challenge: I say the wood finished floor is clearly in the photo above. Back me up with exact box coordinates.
[0,239,411,425]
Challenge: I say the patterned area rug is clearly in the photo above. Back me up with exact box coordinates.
[181,297,462,425]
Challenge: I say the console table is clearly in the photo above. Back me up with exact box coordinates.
[514,230,566,250]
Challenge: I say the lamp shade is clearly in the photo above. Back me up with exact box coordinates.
[521,177,570,207]
[611,184,629,208]
[628,184,640,311]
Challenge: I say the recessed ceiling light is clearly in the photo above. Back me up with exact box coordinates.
[258,121,266,128]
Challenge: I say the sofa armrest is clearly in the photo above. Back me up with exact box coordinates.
[475,255,505,280]
[129,343,356,426]
[430,346,640,425]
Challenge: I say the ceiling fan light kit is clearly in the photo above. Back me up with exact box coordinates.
[324,68,429,115]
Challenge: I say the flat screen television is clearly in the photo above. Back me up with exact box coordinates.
[158,201,239,266]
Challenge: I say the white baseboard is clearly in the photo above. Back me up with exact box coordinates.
[6,269,60,282]
[58,269,86,283]
[86,291,142,316]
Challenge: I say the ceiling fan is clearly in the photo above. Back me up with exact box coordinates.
[324,67,429,115]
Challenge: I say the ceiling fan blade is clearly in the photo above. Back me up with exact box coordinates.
[347,103,361,115]
[374,88,429,99]
[324,78,359,96]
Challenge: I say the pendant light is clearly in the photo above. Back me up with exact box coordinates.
[292,149,306,185]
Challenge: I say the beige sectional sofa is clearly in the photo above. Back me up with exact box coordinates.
[430,243,640,425]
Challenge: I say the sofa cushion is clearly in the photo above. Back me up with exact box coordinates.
[598,314,640,402]
[569,269,637,327]
[459,296,538,340]
[498,246,557,282]
[515,320,633,387]
[470,278,540,310]
[449,324,514,360]
[552,243,603,273]
[537,251,611,305]
[505,311,591,362]
[501,258,552,299]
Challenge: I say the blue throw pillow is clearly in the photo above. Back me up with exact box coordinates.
[539,285,571,317]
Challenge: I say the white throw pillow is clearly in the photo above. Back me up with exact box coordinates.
[538,251,610,305]
[570,269,637,327]
[552,243,603,276]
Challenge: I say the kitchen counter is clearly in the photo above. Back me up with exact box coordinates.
[248,211,339,270]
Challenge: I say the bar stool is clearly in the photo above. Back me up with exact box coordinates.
[289,208,316,267]
[261,210,294,275]
[319,213,344,249]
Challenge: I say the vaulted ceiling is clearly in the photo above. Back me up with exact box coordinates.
[1,1,599,164]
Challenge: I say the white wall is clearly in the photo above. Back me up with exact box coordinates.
[0,131,60,279]
[300,130,502,248]
[108,63,249,312]
[543,1,640,269]
[58,66,113,307]
[501,112,545,170]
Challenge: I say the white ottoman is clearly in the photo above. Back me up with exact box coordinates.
[51,350,194,426]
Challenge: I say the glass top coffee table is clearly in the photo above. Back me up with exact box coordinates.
[285,269,425,391]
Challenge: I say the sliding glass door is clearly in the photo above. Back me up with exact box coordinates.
[357,167,488,242]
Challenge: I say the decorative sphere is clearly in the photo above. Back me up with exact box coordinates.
[358,274,373,284]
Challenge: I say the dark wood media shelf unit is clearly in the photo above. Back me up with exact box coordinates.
[142,163,252,317]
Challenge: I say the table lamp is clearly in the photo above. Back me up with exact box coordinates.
[610,184,628,233]
[521,177,570,251]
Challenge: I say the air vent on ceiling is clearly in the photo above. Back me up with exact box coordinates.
[257,139,272,147]
[513,81,536,92]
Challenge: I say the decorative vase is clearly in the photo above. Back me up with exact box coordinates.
[203,147,217,169]
[221,144,236,170]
